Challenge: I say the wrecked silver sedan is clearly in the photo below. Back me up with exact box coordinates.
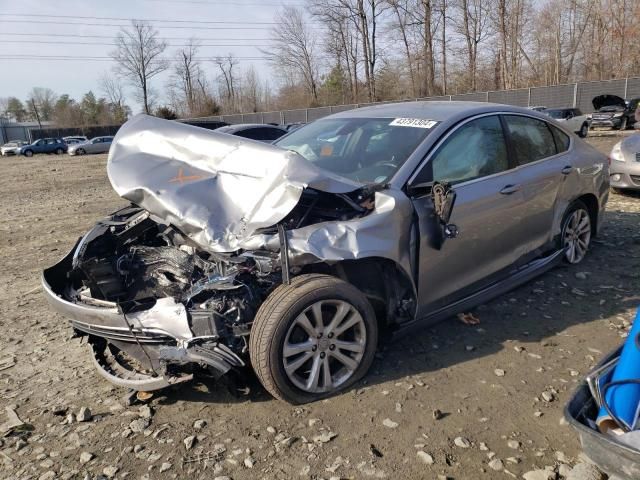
[43,103,609,403]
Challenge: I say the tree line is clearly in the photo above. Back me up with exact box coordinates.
[0,83,130,127]
[1,0,639,125]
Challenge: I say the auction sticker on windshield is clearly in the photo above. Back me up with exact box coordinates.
[389,118,438,128]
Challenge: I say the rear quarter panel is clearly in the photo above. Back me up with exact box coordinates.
[553,136,609,238]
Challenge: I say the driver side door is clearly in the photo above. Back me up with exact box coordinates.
[410,114,528,317]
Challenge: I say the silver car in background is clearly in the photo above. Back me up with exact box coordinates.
[609,133,640,191]
[544,108,590,138]
[1,140,28,156]
[68,136,114,155]
[42,104,608,404]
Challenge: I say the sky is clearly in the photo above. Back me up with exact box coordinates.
[0,0,307,112]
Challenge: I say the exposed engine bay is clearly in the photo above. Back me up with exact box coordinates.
[43,184,382,390]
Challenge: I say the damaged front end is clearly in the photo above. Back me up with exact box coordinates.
[43,114,418,394]
[43,206,281,390]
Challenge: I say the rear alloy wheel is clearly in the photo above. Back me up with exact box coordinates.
[250,274,377,404]
[561,201,592,264]
[55,147,63,155]
[579,123,588,138]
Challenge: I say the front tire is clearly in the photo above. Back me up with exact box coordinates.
[77,148,86,155]
[561,201,592,264]
[249,274,378,404]
[24,149,33,157]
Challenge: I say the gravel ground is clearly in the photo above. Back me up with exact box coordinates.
[1,134,639,480]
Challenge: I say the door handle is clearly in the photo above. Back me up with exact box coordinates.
[561,165,573,175]
[500,184,519,195]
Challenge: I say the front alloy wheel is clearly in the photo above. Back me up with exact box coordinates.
[562,202,591,264]
[283,299,366,393]
[250,274,377,404]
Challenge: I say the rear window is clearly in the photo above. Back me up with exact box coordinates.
[503,115,557,165]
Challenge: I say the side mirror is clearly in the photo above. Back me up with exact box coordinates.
[432,182,456,226]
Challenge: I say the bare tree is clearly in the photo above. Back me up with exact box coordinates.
[27,87,57,121]
[214,54,239,112]
[265,6,320,103]
[100,74,129,123]
[454,0,492,91]
[110,21,168,114]
[172,40,201,115]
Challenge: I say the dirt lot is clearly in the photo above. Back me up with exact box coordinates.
[1,134,639,480]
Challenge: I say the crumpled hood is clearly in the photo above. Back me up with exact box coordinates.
[107,115,361,252]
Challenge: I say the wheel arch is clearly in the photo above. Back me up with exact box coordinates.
[299,257,417,331]
[573,193,599,237]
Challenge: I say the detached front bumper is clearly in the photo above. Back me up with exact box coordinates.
[42,240,244,391]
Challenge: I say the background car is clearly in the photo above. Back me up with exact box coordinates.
[1,140,28,156]
[544,108,590,137]
[590,95,640,130]
[214,123,288,143]
[609,133,640,191]
[18,138,67,157]
[63,136,88,145]
[68,136,114,155]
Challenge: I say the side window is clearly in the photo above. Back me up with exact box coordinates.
[235,128,259,139]
[431,115,508,184]
[549,124,570,153]
[503,115,557,165]
[262,128,286,141]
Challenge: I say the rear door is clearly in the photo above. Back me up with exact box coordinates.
[502,114,567,252]
[411,114,528,314]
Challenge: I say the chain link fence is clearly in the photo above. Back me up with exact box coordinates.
[2,76,639,144]
[201,76,640,125]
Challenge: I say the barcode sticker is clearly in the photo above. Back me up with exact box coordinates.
[389,118,438,128]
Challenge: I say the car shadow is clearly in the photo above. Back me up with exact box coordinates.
[157,210,640,404]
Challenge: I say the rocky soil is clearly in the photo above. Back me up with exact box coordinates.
[1,134,639,480]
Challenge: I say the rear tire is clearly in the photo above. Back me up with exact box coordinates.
[249,274,378,404]
[55,147,63,155]
[560,200,592,264]
[578,123,588,138]
[619,117,628,130]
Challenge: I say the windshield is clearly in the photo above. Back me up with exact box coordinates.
[274,117,434,184]
[545,110,566,119]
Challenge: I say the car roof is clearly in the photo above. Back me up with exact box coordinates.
[217,123,287,133]
[326,101,533,122]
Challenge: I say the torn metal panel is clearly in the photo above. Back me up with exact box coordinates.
[286,189,416,288]
[107,115,360,253]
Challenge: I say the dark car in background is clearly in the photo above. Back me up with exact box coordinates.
[543,108,590,138]
[18,138,67,157]
[590,95,640,130]
[215,123,288,143]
